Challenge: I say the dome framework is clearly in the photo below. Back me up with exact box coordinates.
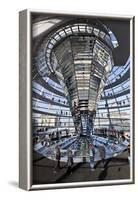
[32,17,130,164]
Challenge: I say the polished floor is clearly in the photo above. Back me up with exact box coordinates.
[34,135,129,163]
[33,150,130,185]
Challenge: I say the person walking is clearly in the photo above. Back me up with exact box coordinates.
[53,145,61,173]
[89,143,95,171]
[67,149,73,174]
[99,145,106,170]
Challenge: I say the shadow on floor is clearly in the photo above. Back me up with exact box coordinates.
[8,181,18,188]
[98,159,111,180]
[55,162,84,183]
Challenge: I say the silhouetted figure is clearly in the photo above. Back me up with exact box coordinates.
[89,143,95,171]
[99,145,106,170]
[54,146,61,173]
[67,149,73,174]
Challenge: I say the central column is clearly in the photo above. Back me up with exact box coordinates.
[42,23,118,137]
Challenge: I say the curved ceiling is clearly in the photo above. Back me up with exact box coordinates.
[32,14,130,66]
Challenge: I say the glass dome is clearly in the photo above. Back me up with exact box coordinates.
[32,17,130,164]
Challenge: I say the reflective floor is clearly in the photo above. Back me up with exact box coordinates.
[34,134,129,163]
[33,149,130,184]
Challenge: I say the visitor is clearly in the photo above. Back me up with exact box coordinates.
[99,145,106,170]
[53,145,61,173]
[41,140,44,146]
[89,143,95,171]
[67,149,73,174]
